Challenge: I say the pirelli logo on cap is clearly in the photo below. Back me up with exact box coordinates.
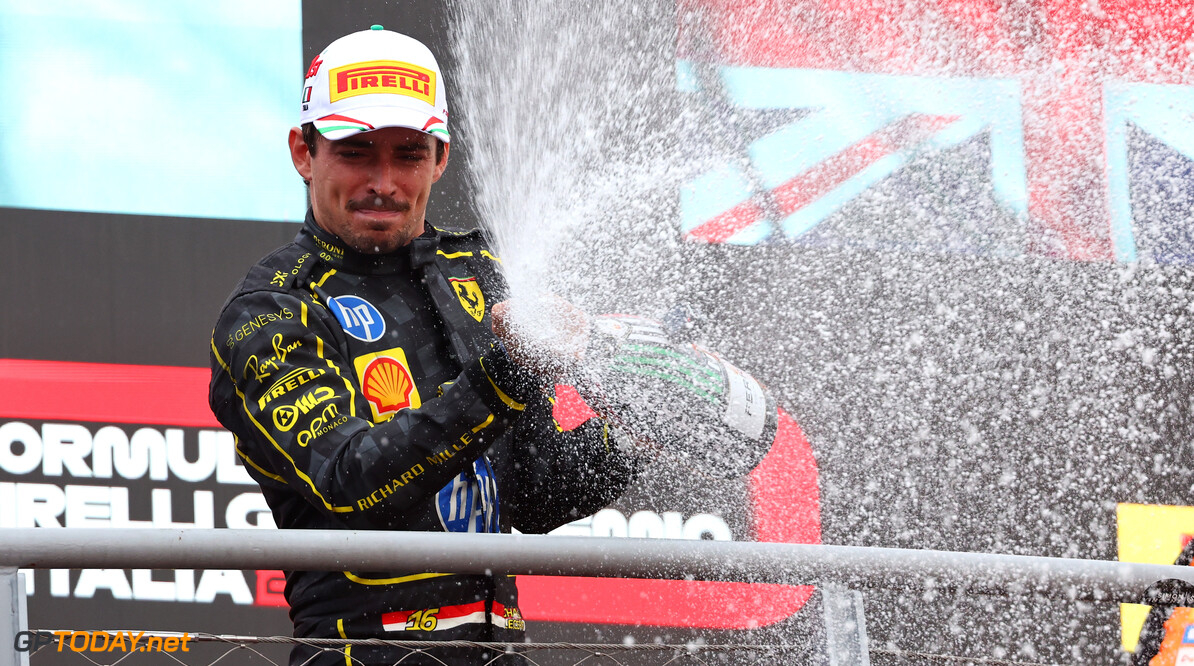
[329,60,436,105]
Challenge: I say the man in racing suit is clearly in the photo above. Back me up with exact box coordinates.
[209,26,637,665]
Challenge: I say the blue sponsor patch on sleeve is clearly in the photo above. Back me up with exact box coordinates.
[436,457,500,533]
[327,295,385,342]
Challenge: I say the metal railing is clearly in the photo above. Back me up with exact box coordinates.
[3,528,1193,665]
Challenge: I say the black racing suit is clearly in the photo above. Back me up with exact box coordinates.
[209,212,637,665]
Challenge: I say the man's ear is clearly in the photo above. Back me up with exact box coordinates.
[288,127,313,182]
[432,140,450,183]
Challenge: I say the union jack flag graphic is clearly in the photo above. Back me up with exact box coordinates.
[677,0,1194,264]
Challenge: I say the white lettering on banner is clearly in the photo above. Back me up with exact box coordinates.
[175,570,197,602]
[0,484,216,529]
[131,429,170,480]
[47,569,251,605]
[194,570,253,604]
[50,569,69,597]
[91,426,160,479]
[151,489,214,529]
[93,426,139,478]
[0,422,41,474]
[211,430,254,484]
[587,507,627,537]
[13,483,65,528]
[0,484,10,527]
[74,569,133,600]
[0,422,253,484]
[41,423,93,476]
[552,509,734,541]
[225,492,276,529]
[125,570,197,602]
[64,485,112,527]
[106,487,153,528]
[167,430,215,482]
[132,569,178,602]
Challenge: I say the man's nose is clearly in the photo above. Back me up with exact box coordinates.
[368,160,402,196]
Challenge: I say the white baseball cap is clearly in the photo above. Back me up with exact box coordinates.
[300,25,450,143]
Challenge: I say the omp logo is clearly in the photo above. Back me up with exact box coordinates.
[295,404,346,447]
[354,348,422,422]
[272,387,337,432]
[257,368,325,410]
[330,60,435,105]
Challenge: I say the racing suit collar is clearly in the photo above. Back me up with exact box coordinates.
[298,208,439,275]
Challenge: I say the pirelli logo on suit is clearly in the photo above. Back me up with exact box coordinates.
[257,368,327,410]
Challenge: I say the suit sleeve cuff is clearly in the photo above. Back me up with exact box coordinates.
[469,342,538,414]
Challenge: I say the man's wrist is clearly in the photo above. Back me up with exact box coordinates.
[470,342,539,413]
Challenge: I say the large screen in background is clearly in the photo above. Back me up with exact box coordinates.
[676,0,1194,264]
[0,0,305,222]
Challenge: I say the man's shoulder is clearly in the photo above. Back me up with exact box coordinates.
[432,224,503,261]
[432,223,484,242]
[213,241,320,324]
[231,241,316,295]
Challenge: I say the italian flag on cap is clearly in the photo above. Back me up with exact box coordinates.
[314,114,375,137]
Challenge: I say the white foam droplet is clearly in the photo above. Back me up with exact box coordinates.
[374,196,383,207]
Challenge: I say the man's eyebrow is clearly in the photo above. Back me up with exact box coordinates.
[334,137,373,149]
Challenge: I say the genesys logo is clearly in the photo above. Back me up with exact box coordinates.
[0,359,822,630]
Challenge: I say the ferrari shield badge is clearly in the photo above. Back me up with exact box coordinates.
[450,277,485,322]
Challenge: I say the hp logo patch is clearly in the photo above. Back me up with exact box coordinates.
[436,458,500,533]
[328,295,385,342]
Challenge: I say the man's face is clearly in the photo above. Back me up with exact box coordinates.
[288,126,449,254]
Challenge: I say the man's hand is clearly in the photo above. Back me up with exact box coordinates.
[491,296,590,381]
[573,315,779,479]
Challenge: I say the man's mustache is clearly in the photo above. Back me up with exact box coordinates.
[347,196,411,212]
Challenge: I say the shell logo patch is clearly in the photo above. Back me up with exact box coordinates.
[450,277,485,322]
[354,347,422,422]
